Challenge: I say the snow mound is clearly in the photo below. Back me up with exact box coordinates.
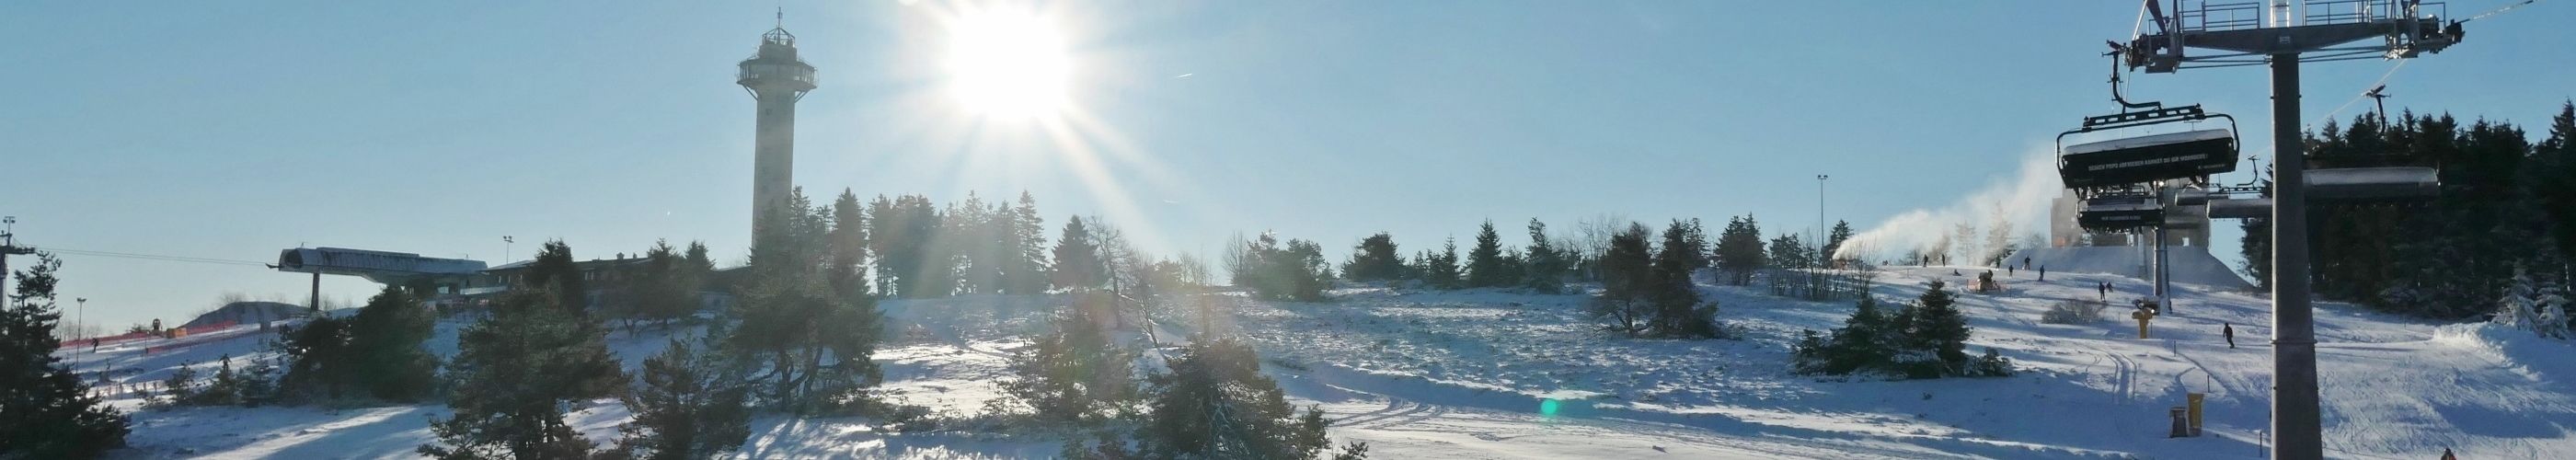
[2007,246,2252,291]
[2434,322,2576,382]
[181,302,306,329]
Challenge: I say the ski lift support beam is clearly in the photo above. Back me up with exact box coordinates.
[2112,2,2468,458]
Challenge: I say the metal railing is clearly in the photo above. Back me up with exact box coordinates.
[2183,2,2267,31]
[2305,0,2447,25]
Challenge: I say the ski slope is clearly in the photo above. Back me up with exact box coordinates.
[58,265,2576,458]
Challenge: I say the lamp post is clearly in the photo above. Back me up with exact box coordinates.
[503,236,514,263]
[1817,174,1829,263]
[75,297,86,367]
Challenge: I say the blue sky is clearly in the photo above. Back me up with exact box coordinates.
[4,1,2570,330]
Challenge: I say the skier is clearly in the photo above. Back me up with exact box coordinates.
[2039,265,2047,282]
[2007,265,2016,277]
[2442,446,2456,460]
[2022,257,2031,270]
[2223,323,2236,349]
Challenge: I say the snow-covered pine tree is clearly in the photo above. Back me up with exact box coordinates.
[2496,267,2570,339]
[1896,282,1974,378]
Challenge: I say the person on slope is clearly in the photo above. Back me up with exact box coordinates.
[2223,323,2237,349]
[2038,266,2047,282]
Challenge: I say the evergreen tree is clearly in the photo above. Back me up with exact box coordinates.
[1052,216,1107,292]
[1132,338,1337,460]
[0,253,129,457]
[610,335,752,460]
[1413,238,1462,290]
[828,190,870,300]
[1341,233,1404,282]
[1005,191,1052,294]
[1236,234,1329,301]
[1821,220,1855,264]
[2493,267,2570,339]
[1588,224,1656,337]
[277,313,355,400]
[684,241,716,277]
[1597,224,1654,301]
[1893,282,1972,378]
[343,286,439,401]
[420,290,623,459]
[1000,295,1138,425]
[1765,234,1812,297]
[1713,215,1767,285]
[1648,221,1722,339]
[728,275,885,414]
[1465,221,1512,288]
[1523,219,1570,293]
[868,194,944,298]
[2534,102,2576,262]
[524,240,591,315]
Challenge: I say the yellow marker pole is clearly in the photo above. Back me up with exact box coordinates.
[2188,393,2206,436]
[2133,310,2153,339]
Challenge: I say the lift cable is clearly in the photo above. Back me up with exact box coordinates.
[2312,60,2411,127]
[2307,0,2541,128]
[39,247,271,268]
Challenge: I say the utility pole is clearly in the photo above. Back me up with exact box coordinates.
[1,216,32,308]
[2118,2,2465,458]
[74,297,86,368]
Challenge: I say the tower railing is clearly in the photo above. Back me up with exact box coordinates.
[2182,2,2266,32]
[2304,0,2446,26]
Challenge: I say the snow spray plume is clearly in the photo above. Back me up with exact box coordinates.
[1834,147,2062,264]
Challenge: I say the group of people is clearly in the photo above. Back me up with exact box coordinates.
[2009,257,2047,281]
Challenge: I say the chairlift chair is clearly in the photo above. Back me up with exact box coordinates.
[2057,105,2240,194]
[2076,194,2167,231]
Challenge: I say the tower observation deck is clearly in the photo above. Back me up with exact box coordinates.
[739,21,817,237]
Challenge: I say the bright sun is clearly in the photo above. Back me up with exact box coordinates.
[947,8,1071,121]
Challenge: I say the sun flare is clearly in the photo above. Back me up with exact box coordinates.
[946,8,1071,121]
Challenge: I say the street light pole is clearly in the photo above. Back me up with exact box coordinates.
[1817,174,1829,263]
[74,297,86,367]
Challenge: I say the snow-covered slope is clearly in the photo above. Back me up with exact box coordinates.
[58,265,2576,458]
[2008,246,2254,291]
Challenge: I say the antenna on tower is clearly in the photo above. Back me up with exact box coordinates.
[776,6,783,29]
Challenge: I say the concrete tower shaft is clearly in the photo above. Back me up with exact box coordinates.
[738,25,816,236]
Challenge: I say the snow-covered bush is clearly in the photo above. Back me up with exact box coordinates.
[2040,300,2106,325]
[2492,267,2570,339]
